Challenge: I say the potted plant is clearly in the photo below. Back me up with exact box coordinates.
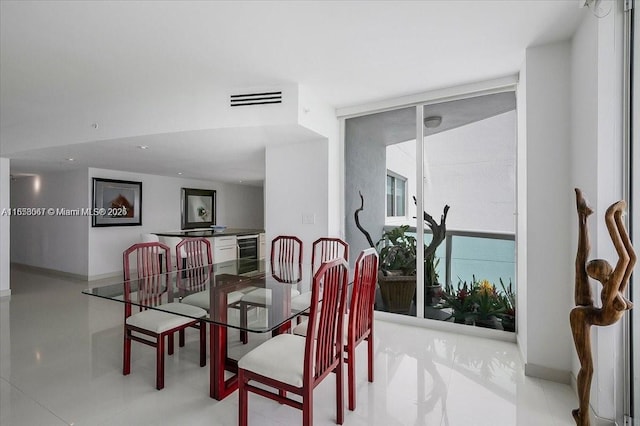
[354,193,449,313]
[376,225,418,313]
[437,279,476,323]
[473,279,506,328]
[354,191,450,314]
[498,278,516,332]
[424,254,441,306]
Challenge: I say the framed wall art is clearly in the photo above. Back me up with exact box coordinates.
[92,178,142,227]
[181,188,216,229]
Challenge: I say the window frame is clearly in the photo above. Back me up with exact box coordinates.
[386,170,407,218]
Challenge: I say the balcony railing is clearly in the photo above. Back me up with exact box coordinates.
[379,226,516,331]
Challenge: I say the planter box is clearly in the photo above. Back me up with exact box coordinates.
[378,274,416,314]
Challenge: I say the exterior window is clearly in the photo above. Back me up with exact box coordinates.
[386,172,406,217]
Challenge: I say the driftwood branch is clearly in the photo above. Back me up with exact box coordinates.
[414,196,450,259]
[354,191,375,249]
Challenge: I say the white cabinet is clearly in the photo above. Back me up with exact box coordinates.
[212,235,238,263]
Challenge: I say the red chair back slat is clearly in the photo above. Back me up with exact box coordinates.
[349,248,379,345]
[271,235,303,264]
[311,237,349,274]
[304,258,349,381]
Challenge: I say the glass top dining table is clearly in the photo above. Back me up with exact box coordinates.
[83,258,313,400]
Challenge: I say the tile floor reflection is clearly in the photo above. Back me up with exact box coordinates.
[0,266,577,425]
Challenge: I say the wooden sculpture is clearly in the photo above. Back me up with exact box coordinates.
[570,188,635,426]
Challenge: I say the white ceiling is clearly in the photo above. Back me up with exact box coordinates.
[0,1,586,184]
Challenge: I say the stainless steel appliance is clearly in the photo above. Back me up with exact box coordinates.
[237,234,259,260]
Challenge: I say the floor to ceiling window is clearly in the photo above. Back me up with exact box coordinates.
[344,89,517,333]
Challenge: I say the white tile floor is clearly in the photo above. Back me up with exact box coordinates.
[0,266,578,426]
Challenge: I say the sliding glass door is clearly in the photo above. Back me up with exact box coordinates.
[345,106,418,317]
[344,89,517,332]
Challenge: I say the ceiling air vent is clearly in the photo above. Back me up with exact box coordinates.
[230,91,282,107]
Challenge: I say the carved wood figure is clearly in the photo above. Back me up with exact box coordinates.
[570,188,635,426]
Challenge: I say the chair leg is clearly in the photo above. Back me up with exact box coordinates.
[239,370,248,426]
[240,303,248,344]
[199,321,206,367]
[302,388,313,426]
[156,333,165,390]
[123,327,131,375]
[179,329,186,347]
[336,359,344,425]
[347,346,356,411]
[367,334,374,382]
[168,332,174,356]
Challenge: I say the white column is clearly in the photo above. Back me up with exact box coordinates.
[0,158,10,297]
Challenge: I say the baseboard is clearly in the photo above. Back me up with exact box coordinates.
[87,271,122,282]
[524,362,571,384]
[11,262,89,281]
[11,262,122,282]
[374,310,517,343]
[0,289,11,298]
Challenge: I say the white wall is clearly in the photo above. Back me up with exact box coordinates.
[10,169,90,276]
[88,168,264,278]
[265,139,329,264]
[522,41,574,380]
[298,85,341,237]
[7,166,262,279]
[385,110,516,233]
[522,4,626,423]
[570,3,626,423]
[0,158,10,297]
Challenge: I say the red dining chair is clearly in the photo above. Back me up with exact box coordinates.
[238,257,349,426]
[311,237,349,275]
[176,237,214,309]
[239,235,304,343]
[294,248,379,411]
[176,237,212,270]
[271,235,303,264]
[174,237,216,346]
[122,242,207,390]
[292,237,349,320]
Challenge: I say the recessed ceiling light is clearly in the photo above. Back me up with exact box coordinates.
[66,158,75,161]
[177,172,183,175]
[138,145,149,150]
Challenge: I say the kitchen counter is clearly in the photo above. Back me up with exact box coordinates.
[153,228,264,238]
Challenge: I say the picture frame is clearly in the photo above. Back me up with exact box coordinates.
[92,178,142,227]
[181,188,216,229]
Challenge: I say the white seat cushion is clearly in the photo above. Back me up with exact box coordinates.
[126,303,206,334]
[181,292,210,310]
[182,290,244,310]
[157,302,207,318]
[241,287,301,305]
[238,334,308,388]
[290,291,312,312]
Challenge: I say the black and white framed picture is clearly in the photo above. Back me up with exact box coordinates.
[181,188,216,229]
